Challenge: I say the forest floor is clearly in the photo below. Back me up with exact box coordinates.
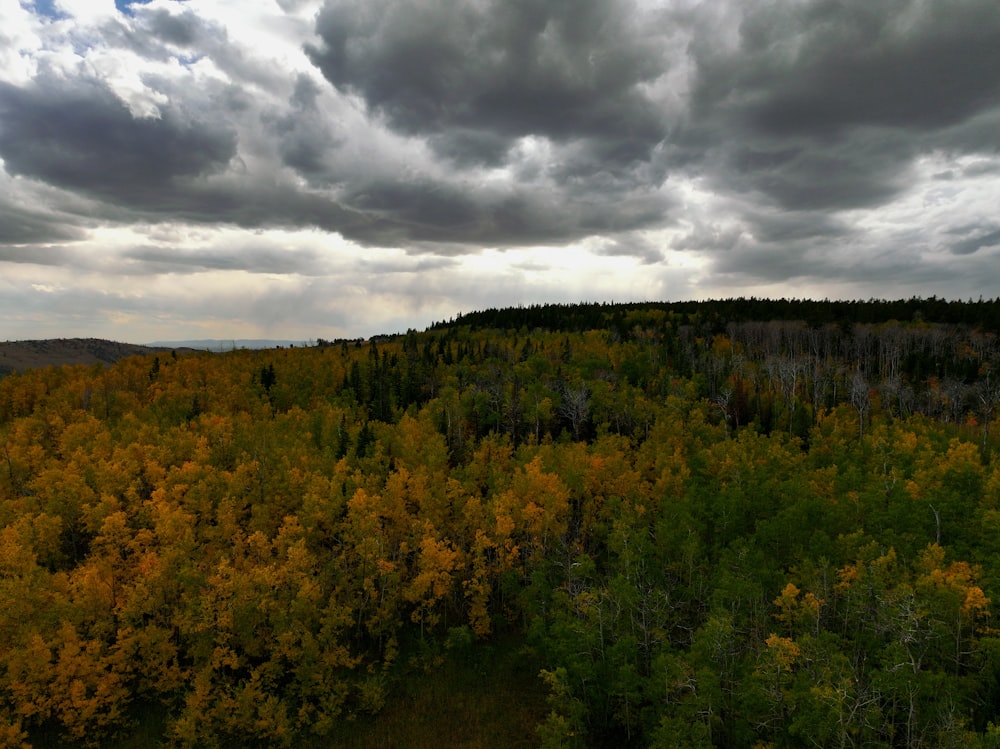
[329,636,548,749]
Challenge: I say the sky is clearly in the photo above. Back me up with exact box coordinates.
[2,0,1000,343]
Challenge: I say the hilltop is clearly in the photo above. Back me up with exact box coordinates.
[0,338,194,376]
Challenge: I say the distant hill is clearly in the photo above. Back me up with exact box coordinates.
[146,339,308,351]
[0,338,194,376]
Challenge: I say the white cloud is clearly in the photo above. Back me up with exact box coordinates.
[0,3,42,85]
[53,0,119,25]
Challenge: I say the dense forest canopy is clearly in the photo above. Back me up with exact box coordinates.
[2,297,1000,748]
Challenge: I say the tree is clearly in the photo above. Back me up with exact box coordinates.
[559,383,591,441]
[404,530,462,636]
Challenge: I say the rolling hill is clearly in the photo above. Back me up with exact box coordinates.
[0,338,195,376]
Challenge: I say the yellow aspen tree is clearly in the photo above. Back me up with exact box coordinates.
[404,529,462,635]
[3,633,54,729]
[341,488,402,660]
[464,528,497,637]
[47,622,131,745]
[916,543,991,671]
[0,712,29,749]
[510,455,571,562]
[389,411,450,476]
[773,581,824,635]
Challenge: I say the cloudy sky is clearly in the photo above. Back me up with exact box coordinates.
[2,0,999,343]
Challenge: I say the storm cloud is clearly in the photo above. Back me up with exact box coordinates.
[678,0,1000,220]
[0,77,236,202]
[307,0,670,156]
[299,0,679,245]
[1,0,999,342]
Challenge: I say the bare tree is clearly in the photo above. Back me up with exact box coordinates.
[560,383,590,440]
[714,387,733,439]
[850,370,870,439]
[977,374,1000,454]
[941,378,969,425]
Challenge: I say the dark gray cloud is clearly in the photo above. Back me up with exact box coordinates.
[590,236,665,265]
[0,73,391,241]
[427,130,511,169]
[296,0,1000,256]
[947,226,1000,256]
[298,0,675,250]
[703,0,1000,136]
[724,135,917,211]
[121,245,326,275]
[343,180,485,237]
[134,180,398,243]
[306,0,669,157]
[267,74,346,181]
[958,159,1000,180]
[103,6,213,59]
[0,204,86,245]
[680,0,1000,215]
[0,76,236,203]
[144,8,204,47]
[747,211,850,245]
[332,177,670,249]
[0,245,76,265]
[0,38,668,255]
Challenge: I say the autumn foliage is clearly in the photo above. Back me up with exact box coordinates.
[2,300,1000,747]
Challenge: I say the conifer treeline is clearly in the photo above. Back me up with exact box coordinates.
[433,297,1000,335]
[1,300,1000,747]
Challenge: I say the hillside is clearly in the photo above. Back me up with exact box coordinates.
[2,298,1000,748]
[0,338,194,376]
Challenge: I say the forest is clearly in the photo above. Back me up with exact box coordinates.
[2,297,1000,748]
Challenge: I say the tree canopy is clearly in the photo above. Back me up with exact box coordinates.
[2,298,1000,747]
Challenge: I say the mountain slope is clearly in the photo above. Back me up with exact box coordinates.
[0,338,192,376]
